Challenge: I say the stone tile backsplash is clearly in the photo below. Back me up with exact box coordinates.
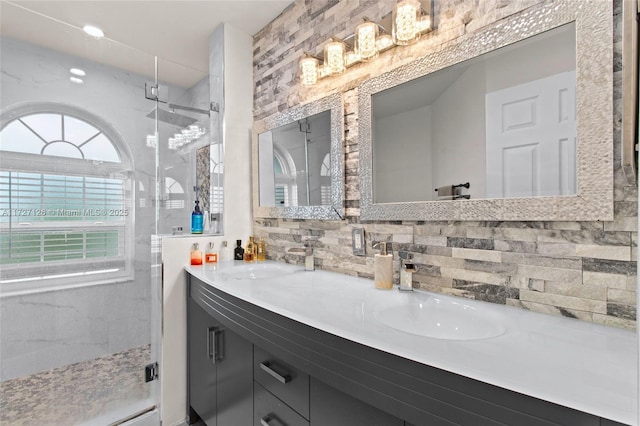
[252,0,637,329]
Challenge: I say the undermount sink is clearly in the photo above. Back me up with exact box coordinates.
[222,263,301,280]
[375,296,506,341]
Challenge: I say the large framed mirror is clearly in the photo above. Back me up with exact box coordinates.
[359,1,613,221]
[253,93,344,219]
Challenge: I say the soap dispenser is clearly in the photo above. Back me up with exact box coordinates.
[373,242,393,290]
[191,200,203,234]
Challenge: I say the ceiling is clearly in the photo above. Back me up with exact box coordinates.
[0,0,292,87]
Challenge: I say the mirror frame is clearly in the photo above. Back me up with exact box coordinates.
[358,1,613,221]
[253,93,344,219]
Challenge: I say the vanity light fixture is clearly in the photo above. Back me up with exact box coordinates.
[82,25,104,39]
[324,38,347,74]
[168,125,206,150]
[355,20,379,61]
[300,53,321,87]
[393,0,422,45]
[298,0,432,86]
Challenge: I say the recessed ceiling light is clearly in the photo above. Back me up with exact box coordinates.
[70,77,84,84]
[82,25,104,38]
[70,68,86,76]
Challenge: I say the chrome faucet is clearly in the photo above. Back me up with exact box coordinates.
[288,244,314,271]
[399,251,415,292]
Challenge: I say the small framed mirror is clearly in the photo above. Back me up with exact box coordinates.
[359,1,613,222]
[253,93,344,219]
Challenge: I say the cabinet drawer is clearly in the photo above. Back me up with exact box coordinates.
[255,382,309,426]
[254,346,310,419]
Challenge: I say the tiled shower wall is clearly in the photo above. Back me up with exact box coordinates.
[252,0,637,330]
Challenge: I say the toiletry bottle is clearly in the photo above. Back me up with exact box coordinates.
[234,239,244,261]
[191,200,203,234]
[205,242,218,264]
[244,236,255,262]
[257,237,266,262]
[220,241,232,263]
[373,242,393,290]
[190,243,203,265]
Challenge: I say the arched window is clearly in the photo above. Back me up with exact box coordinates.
[165,177,185,209]
[0,103,133,293]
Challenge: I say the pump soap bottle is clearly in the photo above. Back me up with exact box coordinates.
[191,200,203,234]
[373,242,393,290]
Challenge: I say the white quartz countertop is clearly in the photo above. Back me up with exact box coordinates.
[186,261,638,425]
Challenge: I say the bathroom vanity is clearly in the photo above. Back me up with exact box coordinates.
[186,262,636,426]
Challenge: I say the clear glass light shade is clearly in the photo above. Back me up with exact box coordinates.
[324,41,346,74]
[393,0,420,45]
[355,21,379,61]
[300,56,319,86]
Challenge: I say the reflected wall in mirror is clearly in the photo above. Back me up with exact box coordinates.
[258,109,331,207]
[373,23,576,203]
[253,93,344,219]
[359,1,613,221]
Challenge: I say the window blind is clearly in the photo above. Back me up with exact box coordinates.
[0,171,127,279]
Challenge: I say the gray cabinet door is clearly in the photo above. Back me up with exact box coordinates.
[188,298,218,426]
[216,325,253,426]
[310,377,404,426]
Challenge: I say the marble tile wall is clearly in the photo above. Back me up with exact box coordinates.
[253,0,637,329]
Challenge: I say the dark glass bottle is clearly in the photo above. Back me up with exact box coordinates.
[234,239,244,261]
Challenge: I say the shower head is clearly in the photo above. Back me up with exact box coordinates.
[146,108,198,128]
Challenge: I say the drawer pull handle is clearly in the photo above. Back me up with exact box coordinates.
[260,415,272,426]
[260,361,292,384]
[261,414,286,426]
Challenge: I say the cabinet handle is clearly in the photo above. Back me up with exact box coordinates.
[207,327,223,364]
[260,415,274,426]
[207,327,216,362]
[260,361,291,384]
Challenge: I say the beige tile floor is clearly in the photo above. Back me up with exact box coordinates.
[0,345,152,426]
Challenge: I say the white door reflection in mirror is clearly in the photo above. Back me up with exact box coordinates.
[485,71,576,198]
[370,22,576,203]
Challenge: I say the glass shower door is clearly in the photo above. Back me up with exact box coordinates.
[0,4,160,425]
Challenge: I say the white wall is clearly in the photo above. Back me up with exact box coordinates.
[373,105,433,203]
[160,23,254,426]
[223,25,254,243]
[431,64,487,199]
[258,131,276,206]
